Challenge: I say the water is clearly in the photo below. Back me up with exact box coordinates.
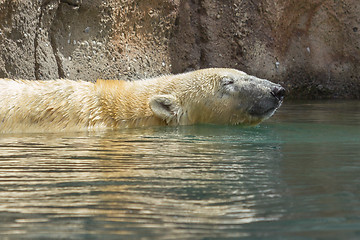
[0,101,359,239]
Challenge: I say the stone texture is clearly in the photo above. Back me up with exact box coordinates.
[0,0,359,98]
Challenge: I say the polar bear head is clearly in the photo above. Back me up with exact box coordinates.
[149,68,285,126]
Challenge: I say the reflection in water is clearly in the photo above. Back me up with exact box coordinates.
[0,101,360,239]
[0,126,284,239]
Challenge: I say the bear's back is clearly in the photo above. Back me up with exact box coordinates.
[0,79,101,132]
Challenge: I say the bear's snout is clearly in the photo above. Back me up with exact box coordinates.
[270,86,286,101]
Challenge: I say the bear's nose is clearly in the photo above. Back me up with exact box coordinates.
[271,86,286,101]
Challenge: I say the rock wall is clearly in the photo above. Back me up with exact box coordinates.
[0,0,359,99]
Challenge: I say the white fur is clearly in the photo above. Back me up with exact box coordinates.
[0,68,281,133]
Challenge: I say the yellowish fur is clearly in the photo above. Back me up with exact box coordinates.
[0,68,282,133]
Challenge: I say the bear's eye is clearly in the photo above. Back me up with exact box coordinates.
[221,77,234,86]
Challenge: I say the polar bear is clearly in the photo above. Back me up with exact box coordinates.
[0,68,285,132]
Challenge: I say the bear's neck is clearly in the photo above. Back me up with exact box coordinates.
[95,78,168,128]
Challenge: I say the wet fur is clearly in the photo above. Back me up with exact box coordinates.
[0,68,282,133]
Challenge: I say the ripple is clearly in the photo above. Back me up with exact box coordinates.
[1,101,360,239]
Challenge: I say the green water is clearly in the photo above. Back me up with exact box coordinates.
[0,101,359,239]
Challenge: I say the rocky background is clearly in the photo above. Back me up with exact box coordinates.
[0,0,359,99]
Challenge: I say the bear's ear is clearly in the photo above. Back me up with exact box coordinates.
[149,95,181,124]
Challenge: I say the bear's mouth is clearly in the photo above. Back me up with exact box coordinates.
[261,106,280,119]
[248,100,282,119]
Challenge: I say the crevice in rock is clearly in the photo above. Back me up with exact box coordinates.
[49,4,65,78]
[168,0,210,73]
[194,0,209,69]
[187,0,210,69]
[34,0,65,79]
[49,30,65,79]
[34,2,45,79]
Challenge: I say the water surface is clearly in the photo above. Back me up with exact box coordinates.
[0,101,360,239]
